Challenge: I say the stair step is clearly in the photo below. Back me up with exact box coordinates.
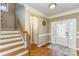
[0,39,22,45]
[0,36,21,40]
[0,36,22,40]
[0,31,26,56]
[16,50,28,56]
[0,31,20,35]
[0,46,24,56]
[0,33,20,35]
[5,48,27,56]
[0,37,22,44]
[0,34,21,38]
[0,41,23,52]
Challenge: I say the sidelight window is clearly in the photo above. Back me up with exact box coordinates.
[0,3,8,12]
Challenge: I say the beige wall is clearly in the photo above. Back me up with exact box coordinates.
[16,4,25,30]
[49,13,79,49]
[76,16,79,48]
[0,3,1,30]
[38,17,49,45]
[1,3,16,30]
[28,13,49,46]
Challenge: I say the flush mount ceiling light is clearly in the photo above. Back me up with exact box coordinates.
[49,3,57,9]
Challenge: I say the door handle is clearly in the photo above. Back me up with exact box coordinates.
[66,32,68,36]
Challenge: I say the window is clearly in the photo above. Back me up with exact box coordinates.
[1,3,8,12]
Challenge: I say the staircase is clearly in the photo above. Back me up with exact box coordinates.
[0,31,28,56]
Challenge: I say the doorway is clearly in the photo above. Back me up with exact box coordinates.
[51,18,76,48]
[29,15,39,45]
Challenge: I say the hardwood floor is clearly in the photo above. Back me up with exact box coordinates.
[22,43,67,56]
[2,42,79,56]
[23,47,67,56]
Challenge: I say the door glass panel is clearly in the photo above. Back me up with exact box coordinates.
[57,23,66,39]
[1,3,8,12]
[55,22,68,47]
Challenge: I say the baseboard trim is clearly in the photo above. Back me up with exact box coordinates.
[38,41,51,47]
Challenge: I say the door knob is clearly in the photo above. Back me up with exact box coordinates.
[66,32,68,36]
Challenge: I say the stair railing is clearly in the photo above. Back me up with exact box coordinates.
[17,19,31,55]
[16,19,28,48]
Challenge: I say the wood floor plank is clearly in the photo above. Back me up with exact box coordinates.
[22,47,66,56]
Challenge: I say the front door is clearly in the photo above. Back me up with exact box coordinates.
[55,21,68,47]
[51,19,76,48]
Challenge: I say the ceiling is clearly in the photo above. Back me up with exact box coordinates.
[26,3,79,17]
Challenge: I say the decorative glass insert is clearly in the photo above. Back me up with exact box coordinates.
[1,3,8,12]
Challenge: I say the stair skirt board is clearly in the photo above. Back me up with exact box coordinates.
[0,46,24,56]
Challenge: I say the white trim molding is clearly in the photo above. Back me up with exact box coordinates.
[38,41,51,47]
[39,33,51,37]
[25,4,47,18]
[49,8,79,19]
[17,4,79,19]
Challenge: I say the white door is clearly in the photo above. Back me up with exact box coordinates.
[32,16,39,45]
[51,19,76,48]
[55,21,68,47]
[68,19,76,49]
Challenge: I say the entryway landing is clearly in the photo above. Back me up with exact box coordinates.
[48,43,77,56]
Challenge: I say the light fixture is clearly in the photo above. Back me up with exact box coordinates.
[49,3,56,9]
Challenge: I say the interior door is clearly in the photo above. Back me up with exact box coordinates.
[0,12,1,31]
[55,21,68,47]
[32,16,39,45]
